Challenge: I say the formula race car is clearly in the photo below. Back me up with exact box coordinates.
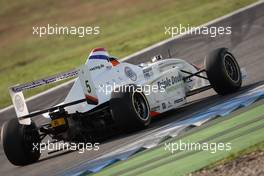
[2,47,245,165]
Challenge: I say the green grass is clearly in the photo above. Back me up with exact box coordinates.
[0,0,257,108]
[194,140,264,173]
[92,103,264,176]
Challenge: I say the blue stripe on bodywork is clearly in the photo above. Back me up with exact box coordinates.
[89,55,109,61]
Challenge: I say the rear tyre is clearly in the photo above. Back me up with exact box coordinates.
[205,48,242,95]
[110,85,150,131]
[1,118,41,166]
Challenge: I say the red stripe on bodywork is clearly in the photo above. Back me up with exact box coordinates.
[85,94,98,105]
[111,60,120,66]
[92,48,106,52]
[150,111,160,117]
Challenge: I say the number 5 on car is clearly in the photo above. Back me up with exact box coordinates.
[78,65,99,105]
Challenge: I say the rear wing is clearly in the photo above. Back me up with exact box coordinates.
[9,66,98,125]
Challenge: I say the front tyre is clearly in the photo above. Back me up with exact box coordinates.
[1,118,41,166]
[110,85,151,131]
[205,48,242,95]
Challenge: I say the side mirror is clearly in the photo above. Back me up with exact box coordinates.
[152,54,163,62]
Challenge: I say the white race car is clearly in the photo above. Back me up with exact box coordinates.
[2,47,244,165]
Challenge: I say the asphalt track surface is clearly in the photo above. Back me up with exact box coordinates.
[0,2,264,176]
